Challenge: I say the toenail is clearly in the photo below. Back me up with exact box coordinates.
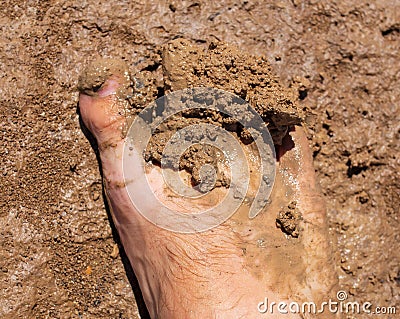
[78,58,132,98]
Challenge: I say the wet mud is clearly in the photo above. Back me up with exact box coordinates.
[79,39,302,192]
[162,39,307,145]
[276,200,302,238]
[0,1,399,318]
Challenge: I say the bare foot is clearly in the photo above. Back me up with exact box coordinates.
[78,59,338,318]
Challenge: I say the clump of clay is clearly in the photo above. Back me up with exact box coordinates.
[144,121,230,190]
[162,39,308,144]
[139,39,309,190]
[276,201,303,238]
[143,89,249,190]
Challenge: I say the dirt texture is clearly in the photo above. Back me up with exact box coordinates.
[0,1,399,319]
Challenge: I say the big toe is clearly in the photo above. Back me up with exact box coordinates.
[78,58,133,146]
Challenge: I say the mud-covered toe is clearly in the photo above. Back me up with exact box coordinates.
[78,58,133,146]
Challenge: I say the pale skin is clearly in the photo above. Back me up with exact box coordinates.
[78,65,339,318]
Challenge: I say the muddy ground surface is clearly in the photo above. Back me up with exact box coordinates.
[0,0,399,318]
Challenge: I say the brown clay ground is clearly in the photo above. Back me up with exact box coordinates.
[0,1,399,318]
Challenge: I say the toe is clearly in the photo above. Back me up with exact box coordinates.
[280,127,339,297]
[78,58,133,146]
[279,126,327,226]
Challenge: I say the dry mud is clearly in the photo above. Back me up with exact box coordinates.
[0,1,399,318]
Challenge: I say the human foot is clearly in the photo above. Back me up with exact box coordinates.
[78,59,339,318]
